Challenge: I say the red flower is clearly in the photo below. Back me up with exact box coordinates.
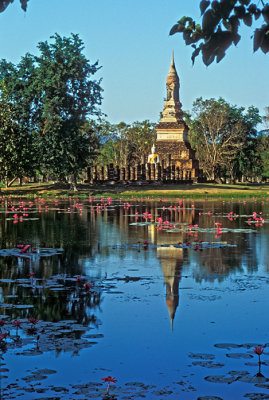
[0,320,5,327]
[28,272,35,277]
[28,318,38,325]
[76,276,82,282]
[102,375,117,394]
[102,376,117,383]
[0,332,8,342]
[84,283,92,290]
[21,244,31,253]
[12,320,22,328]
[143,240,148,246]
[254,347,264,356]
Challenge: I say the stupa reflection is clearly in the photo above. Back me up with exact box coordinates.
[157,246,183,331]
[146,207,194,331]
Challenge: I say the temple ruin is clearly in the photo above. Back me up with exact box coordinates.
[154,52,200,182]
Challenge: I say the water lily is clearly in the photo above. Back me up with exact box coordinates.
[254,346,265,376]
[28,318,38,326]
[0,332,8,344]
[12,320,22,336]
[84,282,92,290]
[254,346,264,356]
[0,320,5,332]
[21,244,31,253]
[102,376,117,394]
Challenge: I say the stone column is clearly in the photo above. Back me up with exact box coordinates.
[171,165,175,181]
[105,165,109,180]
[141,163,146,180]
[115,165,120,181]
[125,165,130,181]
[130,167,135,180]
[137,164,142,181]
[134,166,138,181]
[176,167,180,181]
[120,167,125,181]
[166,154,171,167]
[108,164,114,180]
[92,165,97,182]
[100,166,104,181]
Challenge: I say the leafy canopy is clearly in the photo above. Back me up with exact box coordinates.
[34,33,103,178]
[170,0,269,65]
[0,33,103,185]
[94,120,156,167]
[188,97,262,181]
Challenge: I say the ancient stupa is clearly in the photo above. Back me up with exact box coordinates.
[155,53,200,181]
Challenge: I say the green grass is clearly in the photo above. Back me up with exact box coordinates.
[0,182,268,200]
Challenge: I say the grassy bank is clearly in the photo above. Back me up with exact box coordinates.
[0,182,268,200]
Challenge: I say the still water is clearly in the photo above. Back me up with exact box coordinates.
[0,196,269,399]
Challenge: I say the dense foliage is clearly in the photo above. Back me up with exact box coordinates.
[170,0,269,65]
[0,33,102,187]
[94,120,156,167]
[187,97,265,182]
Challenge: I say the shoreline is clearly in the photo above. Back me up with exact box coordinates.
[0,182,268,199]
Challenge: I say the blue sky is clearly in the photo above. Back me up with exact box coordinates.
[0,0,268,126]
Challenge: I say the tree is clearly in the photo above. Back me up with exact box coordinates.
[0,80,19,185]
[34,33,103,187]
[170,1,269,66]
[0,33,103,187]
[95,120,156,167]
[0,0,28,13]
[256,130,269,178]
[263,106,269,128]
[0,54,38,186]
[188,97,262,181]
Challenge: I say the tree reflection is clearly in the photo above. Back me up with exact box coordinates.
[0,197,268,330]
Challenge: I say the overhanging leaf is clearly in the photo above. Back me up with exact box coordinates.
[253,27,264,52]
[243,12,252,26]
[262,5,269,25]
[202,9,221,35]
[200,0,210,16]
[191,47,201,65]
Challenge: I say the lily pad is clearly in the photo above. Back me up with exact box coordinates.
[188,353,215,360]
[214,343,242,349]
[204,375,238,384]
[192,361,224,368]
[244,394,269,399]
[198,397,224,400]
[226,353,253,359]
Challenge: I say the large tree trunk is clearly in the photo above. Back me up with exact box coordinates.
[70,174,78,191]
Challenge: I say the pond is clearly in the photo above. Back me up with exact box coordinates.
[0,195,269,400]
